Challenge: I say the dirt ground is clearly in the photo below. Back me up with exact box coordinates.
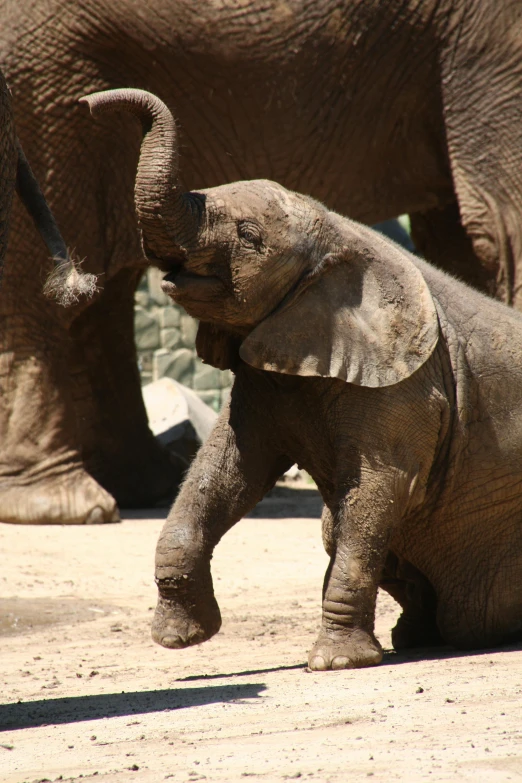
[1,485,521,783]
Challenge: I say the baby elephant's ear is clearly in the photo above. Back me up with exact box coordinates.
[239,236,439,388]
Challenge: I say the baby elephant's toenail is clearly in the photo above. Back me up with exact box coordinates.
[160,635,184,648]
[310,656,327,671]
[331,656,351,670]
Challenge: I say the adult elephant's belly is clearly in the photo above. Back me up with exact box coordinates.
[164,58,453,226]
[101,0,455,227]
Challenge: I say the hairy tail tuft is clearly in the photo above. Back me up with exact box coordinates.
[43,252,99,306]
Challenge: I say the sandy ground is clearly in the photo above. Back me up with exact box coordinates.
[1,485,522,783]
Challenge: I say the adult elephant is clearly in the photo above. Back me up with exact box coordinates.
[0,64,106,525]
[1,0,520,524]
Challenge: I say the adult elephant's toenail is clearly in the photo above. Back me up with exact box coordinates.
[109,507,121,523]
[85,506,105,524]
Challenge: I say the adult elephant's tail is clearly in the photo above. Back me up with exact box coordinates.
[16,143,98,305]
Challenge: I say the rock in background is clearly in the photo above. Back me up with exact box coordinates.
[142,377,217,468]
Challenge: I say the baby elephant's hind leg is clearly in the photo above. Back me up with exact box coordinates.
[381,553,444,650]
[310,476,404,671]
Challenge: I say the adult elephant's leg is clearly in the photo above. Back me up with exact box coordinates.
[68,265,181,507]
[410,203,493,295]
[7,92,175,508]
[437,10,522,308]
[0,277,119,525]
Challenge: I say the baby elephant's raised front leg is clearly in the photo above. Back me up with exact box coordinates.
[310,472,404,671]
[152,400,290,649]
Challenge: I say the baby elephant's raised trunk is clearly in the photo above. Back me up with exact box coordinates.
[80,88,195,262]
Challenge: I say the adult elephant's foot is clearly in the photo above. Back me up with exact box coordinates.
[308,629,383,671]
[0,469,120,524]
[151,575,222,649]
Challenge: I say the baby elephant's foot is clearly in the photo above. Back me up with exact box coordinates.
[151,577,222,649]
[308,629,383,671]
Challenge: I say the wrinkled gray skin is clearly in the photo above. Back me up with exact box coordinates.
[83,89,522,670]
[0,74,115,525]
[0,70,99,522]
[1,0,521,524]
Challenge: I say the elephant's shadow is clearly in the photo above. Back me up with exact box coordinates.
[0,682,266,731]
[381,640,522,667]
[175,641,522,682]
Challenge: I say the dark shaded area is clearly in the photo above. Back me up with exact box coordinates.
[120,507,169,519]
[0,683,266,731]
[373,218,415,252]
[381,639,522,667]
[122,485,323,521]
[410,203,493,295]
[248,485,323,519]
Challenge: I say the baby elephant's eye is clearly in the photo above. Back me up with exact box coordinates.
[237,220,262,248]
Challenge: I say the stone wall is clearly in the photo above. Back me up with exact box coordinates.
[134,268,233,412]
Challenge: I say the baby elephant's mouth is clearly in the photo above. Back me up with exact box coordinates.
[159,256,199,291]
[161,265,222,300]
[159,260,184,296]
[162,261,184,283]
[156,251,225,303]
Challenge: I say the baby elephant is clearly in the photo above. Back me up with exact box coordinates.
[82,88,522,670]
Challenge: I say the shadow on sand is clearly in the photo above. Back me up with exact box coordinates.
[380,639,522,667]
[178,663,307,682]
[0,682,266,731]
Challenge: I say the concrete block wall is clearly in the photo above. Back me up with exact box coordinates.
[135,268,233,412]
